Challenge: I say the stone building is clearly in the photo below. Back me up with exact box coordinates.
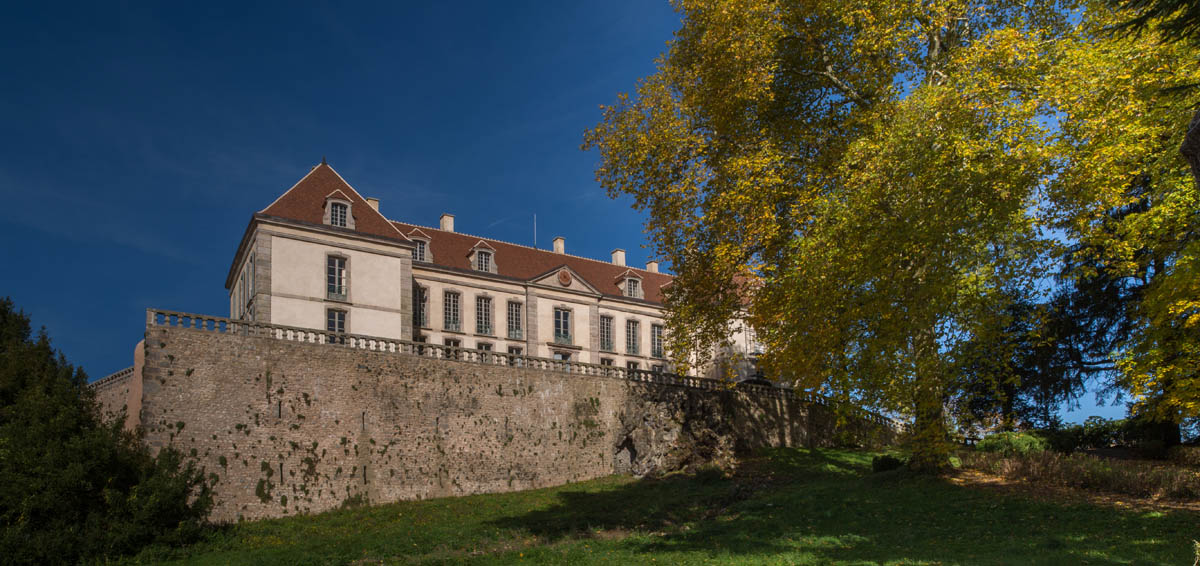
[227,160,697,371]
[87,160,894,521]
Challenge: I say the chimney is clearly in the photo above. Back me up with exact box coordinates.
[611,249,626,266]
[440,213,455,232]
[366,197,380,212]
[646,260,659,273]
[552,236,565,254]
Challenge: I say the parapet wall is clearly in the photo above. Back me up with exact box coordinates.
[92,366,134,417]
[134,310,896,522]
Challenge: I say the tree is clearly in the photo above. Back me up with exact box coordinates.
[1043,5,1200,441]
[587,0,1074,471]
[0,298,212,564]
[587,0,1200,469]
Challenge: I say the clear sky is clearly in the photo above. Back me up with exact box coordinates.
[0,2,1123,423]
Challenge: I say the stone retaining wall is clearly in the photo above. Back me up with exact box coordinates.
[130,312,895,522]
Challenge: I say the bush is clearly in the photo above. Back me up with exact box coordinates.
[1039,417,1186,455]
[976,432,1049,456]
[1040,425,1086,453]
[872,454,906,473]
[0,298,212,564]
[964,451,1200,499]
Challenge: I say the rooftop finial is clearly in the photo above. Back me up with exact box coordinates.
[321,155,327,165]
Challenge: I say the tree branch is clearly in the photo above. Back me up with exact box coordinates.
[811,64,871,107]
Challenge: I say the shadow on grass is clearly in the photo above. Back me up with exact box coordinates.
[489,447,1199,565]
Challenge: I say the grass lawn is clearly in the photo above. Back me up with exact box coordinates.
[123,448,1198,565]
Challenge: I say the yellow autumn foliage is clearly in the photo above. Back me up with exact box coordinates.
[586,0,1199,469]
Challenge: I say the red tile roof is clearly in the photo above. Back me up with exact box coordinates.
[260,163,408,242]
[393,221,673,304]
[258,162,671,304]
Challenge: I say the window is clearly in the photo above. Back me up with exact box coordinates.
[624,278,641,298]
[651,364,664,373]
[626,361,639,370]
[327,256,347,300]
[327,309,346,344]
[651,324,664,358]
[444,337,461,359]
[444,291,461,332]
[599,316,614,352]
[476,250,492,272]
[553,308,571,344]
[477,342,492,351]
[476,296,493,335]
[414,287,428,327]
[553,352,571,361]
[600,358,614,366]
[444,338,460,347]
[507,346,523,355]
[508,346,524,367]
[330,202,348,227]
[507,301,523,339]
[413,240,427,262]
[626,320,640,355]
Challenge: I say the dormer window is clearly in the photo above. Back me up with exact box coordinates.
[406,229,434,263]
[322,193,355,229]
[330,202,348,227]
[467,241,497,273]
[624,278,641,298]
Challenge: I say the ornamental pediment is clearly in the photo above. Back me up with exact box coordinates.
[530,266,600,294]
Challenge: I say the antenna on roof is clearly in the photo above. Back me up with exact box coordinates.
[321,156,327,165]
[533,214,537,249]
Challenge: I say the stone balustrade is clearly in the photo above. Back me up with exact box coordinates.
[89,366,134,392]
[145,308,900,429]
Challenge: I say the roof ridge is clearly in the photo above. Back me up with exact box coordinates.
[323,164,408,240]
[390,220,668,277]
[258,163,322,214]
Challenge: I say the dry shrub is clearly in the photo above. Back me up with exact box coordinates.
[964,451,1200,500]
[1168,446,1200,468]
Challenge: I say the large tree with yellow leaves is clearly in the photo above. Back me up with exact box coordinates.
[586,0,1199,469]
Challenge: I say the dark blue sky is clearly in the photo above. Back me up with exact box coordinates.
[0,2,1121,422]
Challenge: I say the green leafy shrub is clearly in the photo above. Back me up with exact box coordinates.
[976,432,1049,456]
[1038,417,1189,456]
[871,454,906,473]
[1040,425,1086,453]
[1081,416,1125,449]
[0,298,212,565]
[964,451,1200,499]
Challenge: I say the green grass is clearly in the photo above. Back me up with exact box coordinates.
[119,448,1198,565]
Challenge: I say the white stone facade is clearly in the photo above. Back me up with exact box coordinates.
[226,162,676,373]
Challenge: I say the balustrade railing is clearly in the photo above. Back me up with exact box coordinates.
[145,308,900,429]
[89,366,134,391]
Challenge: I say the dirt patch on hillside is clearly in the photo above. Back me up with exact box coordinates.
[947,467,1200,513]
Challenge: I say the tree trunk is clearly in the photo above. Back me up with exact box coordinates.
[1181,107,1200,191]
[909,378,951,473]
[908,331,950,473]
